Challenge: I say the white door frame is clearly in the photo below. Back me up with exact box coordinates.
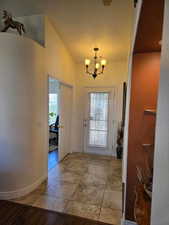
[83,87,117,156]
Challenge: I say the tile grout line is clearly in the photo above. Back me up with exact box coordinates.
[98,181,107,221]
[63,180,81,212]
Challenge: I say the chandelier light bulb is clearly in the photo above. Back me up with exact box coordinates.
[85,59,90,66]
[95,63,100,69]
[101,59,107,66]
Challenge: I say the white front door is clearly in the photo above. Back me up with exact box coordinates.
[58,83,73,161]
[84,88,115,155]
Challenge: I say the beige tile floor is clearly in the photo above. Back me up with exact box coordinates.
[11,153,122,225]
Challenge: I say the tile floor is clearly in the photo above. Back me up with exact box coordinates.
[11,153,122,225]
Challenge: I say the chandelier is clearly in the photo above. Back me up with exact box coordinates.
[85,48,107,79]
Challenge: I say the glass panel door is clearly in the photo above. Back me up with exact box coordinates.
[88,92,109,148]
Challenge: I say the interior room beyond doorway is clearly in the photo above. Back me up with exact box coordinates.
[48,77,59,171]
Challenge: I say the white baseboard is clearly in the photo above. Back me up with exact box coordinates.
[0,173,47,200]
[124,220,137,225]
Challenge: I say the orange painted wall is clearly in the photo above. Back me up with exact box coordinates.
[125,52,160,221]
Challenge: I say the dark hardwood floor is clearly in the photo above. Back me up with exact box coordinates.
[0,200,112,225]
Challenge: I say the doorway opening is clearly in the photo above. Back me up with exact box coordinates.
[48,77,59,171]
[48,77,73,170]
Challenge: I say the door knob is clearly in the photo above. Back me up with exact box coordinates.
[57,125,64,128]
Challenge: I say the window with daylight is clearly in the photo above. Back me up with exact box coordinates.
[49,93,58,125]
[88,92,109,147]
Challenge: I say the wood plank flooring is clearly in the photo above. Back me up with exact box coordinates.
[0,200,112,225]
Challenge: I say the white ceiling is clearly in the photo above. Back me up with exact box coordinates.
[0,0,133,63]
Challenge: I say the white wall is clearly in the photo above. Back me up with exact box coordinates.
[71,61,129,154]
[45,17,77,154]
[0,17,77,199]
[45,17,76,86]
[151,1,169,224]
[0,33,46,198]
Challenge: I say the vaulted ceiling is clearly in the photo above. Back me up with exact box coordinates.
[0,0,133,63]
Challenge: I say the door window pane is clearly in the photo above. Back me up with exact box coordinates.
[88,93,109,147]
[90,120,107,131]
[89,130,107,147]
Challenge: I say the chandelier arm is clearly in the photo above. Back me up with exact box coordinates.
[86,66,95,75]
[86,69,93,75]
[96,71,104,75]
[96,66,105,75]
[86,66,91,74]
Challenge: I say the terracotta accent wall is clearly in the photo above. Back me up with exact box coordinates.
[125,52,160,221]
